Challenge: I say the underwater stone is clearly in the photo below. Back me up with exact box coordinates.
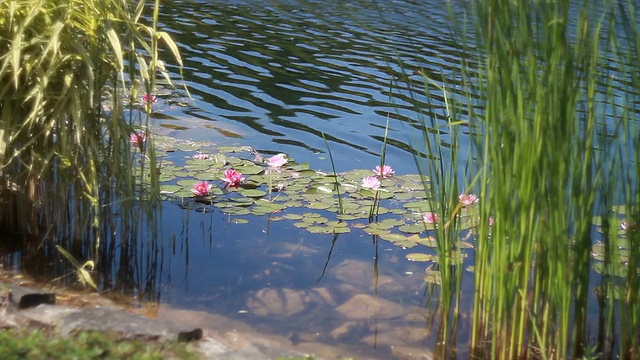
[336,294,405,320]
[246,288,308,317]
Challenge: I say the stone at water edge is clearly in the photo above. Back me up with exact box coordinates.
[7,285,55,309]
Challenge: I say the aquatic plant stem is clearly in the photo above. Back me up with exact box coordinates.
[321,132,344,214]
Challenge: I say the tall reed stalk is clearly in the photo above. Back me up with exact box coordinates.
[412,0,640,357]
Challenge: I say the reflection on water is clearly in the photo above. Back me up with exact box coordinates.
[155,201,444,359]
[3,0,640,359]
[157,0,469,173]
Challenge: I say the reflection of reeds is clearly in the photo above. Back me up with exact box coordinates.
[411,0,640,358]
[0,0,182,297]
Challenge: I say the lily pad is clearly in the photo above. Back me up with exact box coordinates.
[406,253,436,262]
[240,189,267,198]
[398,224,427,234]
[160,185,182,194]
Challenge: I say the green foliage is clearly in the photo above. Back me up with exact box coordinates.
[0,1,182,264]
[414,0,640,358]
[0,328,201,360]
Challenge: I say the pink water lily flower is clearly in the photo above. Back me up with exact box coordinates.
[193,154,210,160]
[268,153,288,168]
[459,193,479,206]
[191,181,213,197]
[130,132,146,147]
[141,93,157,105]
[423,212,439,224]
[373,165,395,178]
[362,176,381,190]
[222,169,245,186]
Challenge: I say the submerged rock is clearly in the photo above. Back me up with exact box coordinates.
[391,344,434,360]
[330,259,405,294]
[362,325,430,347]
[336,293,406,320]
[330,320,370,340]
[245,288,309,317]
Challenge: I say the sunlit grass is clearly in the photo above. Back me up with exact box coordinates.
[410,0,640,358]
[0,0,182,288]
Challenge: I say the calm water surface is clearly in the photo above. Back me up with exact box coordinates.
[4,1,637,359]
[148,1,471,358]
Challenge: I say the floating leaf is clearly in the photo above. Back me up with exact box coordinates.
[238,165,264,175]
[232,218,250,224]
[160,185,182,194]
[307,226,332,234]
[406,234,437,247]
[424,270,442,284]
[398,224,426,234]
[403,201,434,212]
[406,253,436,262]
[363,226,390,236]
[283,214,304,220]
[326,221,348,228]
[240,189,267,198]
[221,208,251,216]
[308,202,332,210]
[393,240,417,248]
[611,205,629,214]
[380,233,408,242]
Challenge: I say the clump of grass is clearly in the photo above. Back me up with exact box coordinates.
[0,1,183,285]
[0,328,201,360]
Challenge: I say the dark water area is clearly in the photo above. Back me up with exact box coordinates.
[2,0,640,359]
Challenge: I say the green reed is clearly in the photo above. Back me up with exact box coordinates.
[0,1,182,274]
[322,132,345,214]
[410,0,640,358]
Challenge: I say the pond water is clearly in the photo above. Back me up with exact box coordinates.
[2,1,638,359]
[140,0,470,358]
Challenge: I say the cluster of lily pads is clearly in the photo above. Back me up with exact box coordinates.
[128,134,484,272]
[132,128,640,286]
[591,207,640,297]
